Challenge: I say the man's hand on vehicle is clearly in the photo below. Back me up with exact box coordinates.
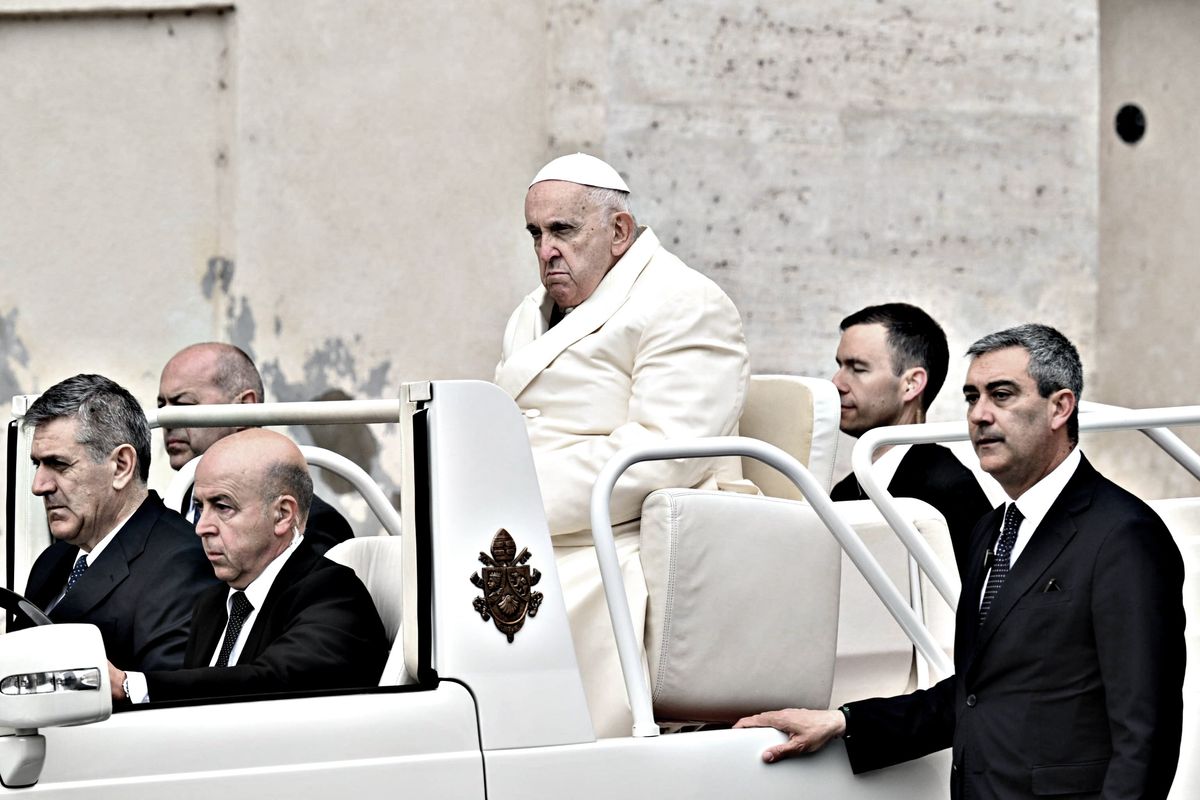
[733,708,846,763]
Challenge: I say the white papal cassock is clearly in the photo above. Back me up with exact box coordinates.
[494,226,750,737]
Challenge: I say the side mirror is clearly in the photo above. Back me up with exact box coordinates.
[0,625,111,788]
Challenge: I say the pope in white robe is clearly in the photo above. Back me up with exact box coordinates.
[494,154,750,737]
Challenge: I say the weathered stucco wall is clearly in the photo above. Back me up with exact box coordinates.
[0,1,548,531]
[2,0,1192,545]
[1090,0,1200,499]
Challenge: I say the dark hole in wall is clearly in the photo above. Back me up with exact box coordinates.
[1115,103,1146,145]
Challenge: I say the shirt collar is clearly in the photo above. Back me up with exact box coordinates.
[1007,446,1082,534]
[870,443,912,491]
[229,534,304,611]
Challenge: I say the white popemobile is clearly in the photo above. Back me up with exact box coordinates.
[1,380,1196,799]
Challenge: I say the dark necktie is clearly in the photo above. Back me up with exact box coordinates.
[979,503,1024,625]
[45,555,89,614]
[215,591,254,667]
[65,554,89,591]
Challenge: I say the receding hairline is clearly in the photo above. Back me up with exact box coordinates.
[165,342,263,400]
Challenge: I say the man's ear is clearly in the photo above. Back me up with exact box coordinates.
[110,444,139,491]
[610,211,636,259]
[901,367,928,405]
[233,388,259,404]
[272,495,301,538]
[1047,388,1076,433]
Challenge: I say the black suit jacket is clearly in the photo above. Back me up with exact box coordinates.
[19,492,219,671]
[832,443,993,578]
[144,538,388,701]
[843,456,1186,800]
[181,486,354,556]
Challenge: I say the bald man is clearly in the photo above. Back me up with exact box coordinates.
[158,342,354,555]
[109,429,388,703]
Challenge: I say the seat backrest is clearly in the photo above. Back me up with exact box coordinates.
[826,499,956,707]
[640,488,842,724]
[738,375,842,498]
[1148,498,1200,800]
[326,535,412,686]
[326,535,404,643]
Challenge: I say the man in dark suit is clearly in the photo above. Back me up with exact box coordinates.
[830,303,992,575]
[109,428,388,703]
[737,324,1186,799]
[158,342,354,554]
[19,374,219,671]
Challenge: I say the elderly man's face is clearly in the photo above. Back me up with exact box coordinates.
[525,180,620,309]
[192,449,280,590]
[158,348,240,470]
[31,417,122,550]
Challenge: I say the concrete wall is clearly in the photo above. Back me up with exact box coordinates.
[1,0,1193,545]
[1091,0,1200,499]
[546,1,1100,428]
[1,0,548,530]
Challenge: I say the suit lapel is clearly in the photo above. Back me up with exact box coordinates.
[957,505,1004,662]
[26,543,75,610]
[187,586,230,668]
[238,539,319,662]
[966,458,1099,671]
[493,227,659,399]
[51,493,160,620]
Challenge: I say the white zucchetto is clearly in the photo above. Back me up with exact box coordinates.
[528,153,631,193]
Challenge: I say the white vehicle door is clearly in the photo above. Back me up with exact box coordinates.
[12,683,484,799]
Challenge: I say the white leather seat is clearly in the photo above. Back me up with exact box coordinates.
[639,491,955,722]
[828,499,955,706]
[640,489,842,723]
[326,535,412,686]
[738,375,842,498]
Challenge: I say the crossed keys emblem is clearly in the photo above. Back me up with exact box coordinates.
[470,529,544,643]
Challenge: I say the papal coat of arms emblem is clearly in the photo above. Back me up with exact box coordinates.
[470,529,544,642]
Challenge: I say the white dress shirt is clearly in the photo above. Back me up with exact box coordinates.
[979,446,1082,608]
[125,534,304,704]
[208,534,304,667]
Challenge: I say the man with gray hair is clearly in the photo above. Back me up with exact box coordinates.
[495,153,750,736]
[19,374,219,671]
[737,324,1185,799]
[158,342,354,555]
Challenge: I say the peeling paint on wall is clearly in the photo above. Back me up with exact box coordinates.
[0,309,30,405]
[225,295,257,360]
[306,388,381,496]
[201,256,235,299]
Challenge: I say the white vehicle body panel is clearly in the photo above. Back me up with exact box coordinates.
[31,684,483,798]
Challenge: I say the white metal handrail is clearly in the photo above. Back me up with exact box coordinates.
[590,435,955,739]
[164,446,404,540]
[1080,401,1200,481]
[852,404,1200,615]
[148,399,402,429]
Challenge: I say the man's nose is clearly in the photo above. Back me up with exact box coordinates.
[31,465,53,496]
[967,399,991,426]
[831,369,848,393]
[537,238,560,263]
[194,508,216,536]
